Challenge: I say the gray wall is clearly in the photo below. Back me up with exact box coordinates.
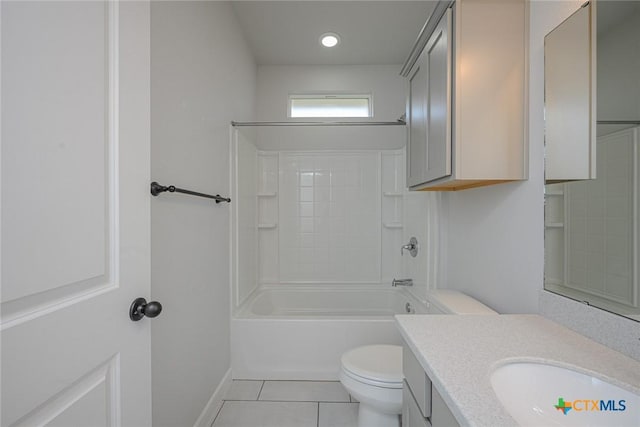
[150,2,256,426]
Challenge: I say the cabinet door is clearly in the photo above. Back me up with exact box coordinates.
[403,343,432,417]
[408,50,429,187]
[407,8,452,188]
[403,382,431,427]
[544,2,596,182]
[431,386,460,427]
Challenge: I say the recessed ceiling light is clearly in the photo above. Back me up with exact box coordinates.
[320,32,340,48]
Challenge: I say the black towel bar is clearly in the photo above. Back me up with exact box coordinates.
[150,182,231,204]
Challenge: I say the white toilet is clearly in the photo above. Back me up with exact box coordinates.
[339,290,497,427]
[340,344,403,427]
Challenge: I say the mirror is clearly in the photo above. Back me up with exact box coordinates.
[544,1,640,322]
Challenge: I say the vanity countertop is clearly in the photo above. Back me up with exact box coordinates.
[395,314,640,427]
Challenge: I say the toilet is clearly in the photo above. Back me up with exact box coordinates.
[339,290,497,427]
[340,344,403,427]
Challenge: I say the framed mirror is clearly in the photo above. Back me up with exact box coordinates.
[544,1,640,322]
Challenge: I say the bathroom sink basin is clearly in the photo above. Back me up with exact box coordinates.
[490,362,640,426]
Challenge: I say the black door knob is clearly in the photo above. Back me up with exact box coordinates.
[129,297,163,321]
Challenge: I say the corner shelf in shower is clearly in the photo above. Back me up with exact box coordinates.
[258,223,278,229]
[544,222,564,228]
[383,222,404,229]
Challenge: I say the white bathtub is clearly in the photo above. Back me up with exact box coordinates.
[231,286,426,380]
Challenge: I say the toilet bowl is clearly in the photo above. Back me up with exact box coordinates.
[339,344,403,427]
[339,290,498,427]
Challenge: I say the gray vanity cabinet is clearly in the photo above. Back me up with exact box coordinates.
[403,0,527,191]
[403,384,431,427]
[402,343,460,427]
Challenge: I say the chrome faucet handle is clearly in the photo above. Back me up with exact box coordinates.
[401,237,418,257]
[401,244,412,255]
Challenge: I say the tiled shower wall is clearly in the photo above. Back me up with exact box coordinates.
[257,150,406,285]
[545,127,639,309]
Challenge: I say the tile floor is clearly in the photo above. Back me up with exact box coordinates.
[212,380,359,427]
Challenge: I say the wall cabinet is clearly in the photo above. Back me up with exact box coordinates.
[403,0,527,191]
[544,2,596,182]
[407,8,452,187]
[402,343,460,427]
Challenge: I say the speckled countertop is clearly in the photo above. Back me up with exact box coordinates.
[395,314,640,427]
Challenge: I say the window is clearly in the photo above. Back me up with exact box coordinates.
[289,94,372,118]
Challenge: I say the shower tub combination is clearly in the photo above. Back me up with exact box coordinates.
[231,286,426,380]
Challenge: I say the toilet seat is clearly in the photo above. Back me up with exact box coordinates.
[341,345,403,389]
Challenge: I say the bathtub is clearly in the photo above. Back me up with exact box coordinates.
[231,286,426,380]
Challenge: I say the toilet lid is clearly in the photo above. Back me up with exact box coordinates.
[341,345,403,385]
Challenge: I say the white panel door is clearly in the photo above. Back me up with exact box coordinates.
[1,1,152,426]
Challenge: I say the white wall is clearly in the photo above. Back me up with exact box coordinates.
[443,179,543,314]
[442,0,640,359]
[597,4,640,134]
[150,2,256,426]
[403,191,442,303]
[257,65,406,121]
[252,150,396,286]
[229,146,438,302]
[531,1,640,361]
[564,129,638,306]
[277,151,381,283]
[253,65,407,151]
[239,64,436,298]
[232,129,259,310]
[442,1,578,314]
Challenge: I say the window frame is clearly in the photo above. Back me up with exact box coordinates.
[287,93,373,119]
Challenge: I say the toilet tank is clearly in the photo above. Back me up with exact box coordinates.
[425,290,498,315]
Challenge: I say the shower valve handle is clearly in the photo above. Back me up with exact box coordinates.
[401,237,419,257]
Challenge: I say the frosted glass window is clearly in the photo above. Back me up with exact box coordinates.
[289,95,371,118]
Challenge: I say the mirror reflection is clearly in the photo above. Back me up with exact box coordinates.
[544,1,640,321]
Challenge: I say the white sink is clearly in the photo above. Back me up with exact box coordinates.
[490,362,640,426]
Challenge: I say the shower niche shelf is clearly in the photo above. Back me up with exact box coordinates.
[258,223,278,229]
[383,223,404,229]
[257,192,277,197]
[544,222,564,229]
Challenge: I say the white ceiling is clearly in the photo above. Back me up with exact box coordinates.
[231,1,437,66]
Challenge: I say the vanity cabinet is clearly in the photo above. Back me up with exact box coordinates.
[403,383,430,427]
[402,343,460,427]
[403,0,527,191]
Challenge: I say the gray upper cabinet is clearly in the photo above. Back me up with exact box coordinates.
[544,2,596,183]
[408,49,429,187]
[403,0,527,191]
[407,9,452,188]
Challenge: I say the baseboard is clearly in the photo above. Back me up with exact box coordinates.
[232,368,339,381]
[193,368,232,427]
